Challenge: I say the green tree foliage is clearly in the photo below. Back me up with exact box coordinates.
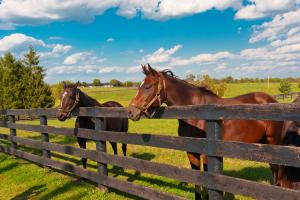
[198,74,227,97]
[93,78,101,86]
[185,74,227,97]
[278,80,292,94]
[0,48,54,109]
[53,80,74,99]
[110,79,123,87]
[124,81,133,87]
[81,82,88,87]
[185,74,196,83]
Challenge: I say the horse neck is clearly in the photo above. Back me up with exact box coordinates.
[78,90,102,107]
[163,75,220,106]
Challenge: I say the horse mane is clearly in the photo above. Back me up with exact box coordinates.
[158,69,218,97]
[65,83,102,106]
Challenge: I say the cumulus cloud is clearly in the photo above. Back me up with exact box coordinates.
[235,0,299,19]
[0,0,244,29]
[40,44,72,58]
[0,33,45,51]
[152,0,242,19]
[63,52,105,65]
[250,9,300,43]
[143,44,182,64]
[170,51,235,66]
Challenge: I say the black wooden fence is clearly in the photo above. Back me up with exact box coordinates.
[0,104,300,200]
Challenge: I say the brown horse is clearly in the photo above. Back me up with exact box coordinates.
[127,64,284,198]
[57,83,128,168]
[276,96,300,189]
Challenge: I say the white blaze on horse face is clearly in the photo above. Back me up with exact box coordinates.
[61,91,68,107]
[134,80,145,98]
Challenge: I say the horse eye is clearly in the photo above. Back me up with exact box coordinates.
[145,85,151,89]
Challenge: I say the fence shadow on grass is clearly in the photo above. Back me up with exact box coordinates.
[39,180,87,200]
[11,184,46,200]
[224,166,272,183]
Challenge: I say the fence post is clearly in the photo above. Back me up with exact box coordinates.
[8,115,17,152]
[40,115,51,159]
[94,117,108,190]
[206,120,223,200]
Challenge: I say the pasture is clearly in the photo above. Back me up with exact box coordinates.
[0,82,299,200]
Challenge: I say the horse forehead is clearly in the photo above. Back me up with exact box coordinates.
[62,91,68,98]
[140,81,145,87]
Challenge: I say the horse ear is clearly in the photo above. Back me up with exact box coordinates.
[147,64,158,76]
[141,64,149,75]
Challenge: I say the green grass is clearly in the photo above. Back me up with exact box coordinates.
[0,82,299,200]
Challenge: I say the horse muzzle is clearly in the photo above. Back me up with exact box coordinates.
[127,104,142,121]
[56,111,68,121]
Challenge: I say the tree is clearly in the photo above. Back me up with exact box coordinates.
[93,79,101,86]
[197,74,227,97]
[0,49,54,109]
[81,82,88,87]
[278,80,291,94]
[22,47,54,108]
[1,52,27,108]
[110,79,122,87]
[124,81,133,87]
[185,74,196,84]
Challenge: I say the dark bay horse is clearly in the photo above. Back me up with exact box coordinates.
[127,64,284,198]
[276,96,300,189]
[57,83,128,168]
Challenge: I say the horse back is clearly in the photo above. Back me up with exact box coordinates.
[223,92,278,104]
[101,101,128,133]
[102,101,123,107]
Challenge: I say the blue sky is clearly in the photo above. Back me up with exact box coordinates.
[0,1,299,83]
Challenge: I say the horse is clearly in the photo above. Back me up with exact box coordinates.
[127,64,284,199]
[276,96,300,189]
[56,83,128,168]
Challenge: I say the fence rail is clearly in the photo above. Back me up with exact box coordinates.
[0,103,299,199]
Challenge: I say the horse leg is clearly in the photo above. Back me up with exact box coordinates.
[265,121,283,185]
[187,152,202,200]
[122,143,127,156]
[270,164,279,185]
[77,137,87,168]
[110,142,118,155]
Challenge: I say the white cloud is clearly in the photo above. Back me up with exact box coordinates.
[235,0,299,19]
[99,66,140,74]
[143,44,182,64]
[0,33,45,51]
[48,64,101,75]
[0,0,244,28]
[106,37,114,42]
[152,0,242,20]
[170,51,235,66]
[40,44,72,58]
[250,9,300,43]
[63,52,105,65]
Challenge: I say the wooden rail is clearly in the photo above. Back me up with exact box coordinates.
[0,104,299,199]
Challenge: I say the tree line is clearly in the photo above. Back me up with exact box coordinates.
[0,47,54,109]
[75,79,141,87]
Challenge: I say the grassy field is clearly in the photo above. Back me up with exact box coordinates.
[0,82,299,200]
